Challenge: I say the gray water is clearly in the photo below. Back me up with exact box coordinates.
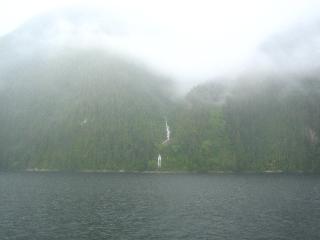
[0,172,320,240]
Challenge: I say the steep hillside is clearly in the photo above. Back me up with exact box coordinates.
[0,50,172,170]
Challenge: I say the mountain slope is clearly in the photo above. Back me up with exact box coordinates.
[0,49,172,170]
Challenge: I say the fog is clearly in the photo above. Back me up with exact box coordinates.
[1,0,320,92]
[2,3,320,239]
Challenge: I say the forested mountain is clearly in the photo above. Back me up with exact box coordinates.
[161,83,235,171]
[166,76,320,172]
[0,50,172,170]
[224,76,320,172]
[1,51,320,171]
[1,10,320,172]
[1,48,320,172]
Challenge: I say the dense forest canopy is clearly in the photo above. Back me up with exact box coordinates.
[0,50,172,170]
[1,52,320,172]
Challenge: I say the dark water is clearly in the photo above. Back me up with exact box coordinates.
[0,172,320,240]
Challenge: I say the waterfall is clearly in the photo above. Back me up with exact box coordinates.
[157,154,162,168]
[157,118,170,168]
[162,119,170,144]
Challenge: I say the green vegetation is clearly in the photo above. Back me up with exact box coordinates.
[0,50,171,170]
[161,83,235,171]
[1,51,320,172]
[224,77,320,172]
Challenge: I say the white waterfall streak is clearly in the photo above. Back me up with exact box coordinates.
[157,118,170,168]
[157,154,161,168]
[162,119,170,144]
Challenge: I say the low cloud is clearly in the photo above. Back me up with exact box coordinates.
[1,1,320,92]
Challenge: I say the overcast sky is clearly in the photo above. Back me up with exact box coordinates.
[1,0,320,87]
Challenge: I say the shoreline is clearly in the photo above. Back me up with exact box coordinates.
[3,168,311,174]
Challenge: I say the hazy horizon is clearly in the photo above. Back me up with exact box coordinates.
[1,0,320,92]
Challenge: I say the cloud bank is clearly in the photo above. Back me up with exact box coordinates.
[1,0,320,91]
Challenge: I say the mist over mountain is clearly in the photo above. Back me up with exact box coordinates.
[0,45,173,170]
[2,3,320,240]
[1,7,320,172]
[165,16,320,172]
[248,17,320,76]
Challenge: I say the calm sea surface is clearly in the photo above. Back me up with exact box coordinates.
[0,172,319,240]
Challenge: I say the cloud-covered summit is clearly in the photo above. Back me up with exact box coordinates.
[1,3,320,92]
